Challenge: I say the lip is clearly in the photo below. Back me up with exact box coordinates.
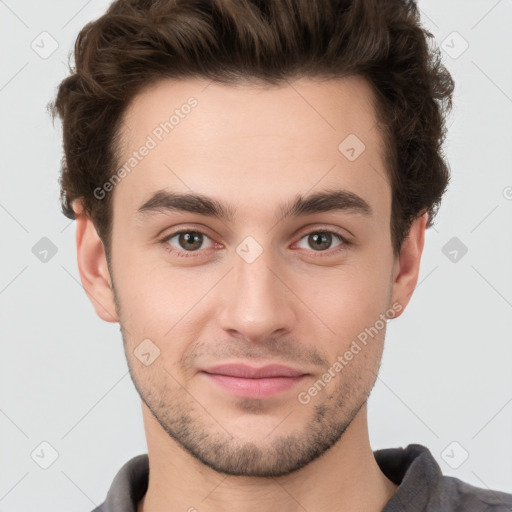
[200,363,309,399]
[201,363,307,378]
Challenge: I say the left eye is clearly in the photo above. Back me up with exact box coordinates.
[296,231,346,252]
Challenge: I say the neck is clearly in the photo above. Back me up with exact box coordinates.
[138,402,397,512]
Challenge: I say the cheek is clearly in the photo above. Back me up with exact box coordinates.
[320,272,392,351]
[301,256,392,341]
[113,253,216,357]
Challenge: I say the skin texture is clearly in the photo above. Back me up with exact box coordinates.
[73,76,427,512]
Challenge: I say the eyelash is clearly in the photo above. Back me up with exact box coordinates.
[160,228,352,258]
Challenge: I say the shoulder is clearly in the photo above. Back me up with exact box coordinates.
[436,474,512,511]
[89,454,149,512]
[375,444,512,512]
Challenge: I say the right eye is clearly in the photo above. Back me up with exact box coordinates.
[161,229,218,257]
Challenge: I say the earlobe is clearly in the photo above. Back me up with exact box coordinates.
[390,212,428,317]
[73,200,119,323]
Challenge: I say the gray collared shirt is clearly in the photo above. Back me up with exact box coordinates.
[92,444,512,511]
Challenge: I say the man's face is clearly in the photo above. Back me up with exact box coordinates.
[100,76,410,477]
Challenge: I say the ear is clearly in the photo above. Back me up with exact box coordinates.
[72,199,119,323]
[390,211,428,318]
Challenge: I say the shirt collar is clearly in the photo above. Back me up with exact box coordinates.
[96,444,440,512]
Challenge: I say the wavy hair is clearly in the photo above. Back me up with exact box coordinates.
[49,0,454,258]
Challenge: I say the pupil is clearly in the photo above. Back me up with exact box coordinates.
[181,232,202,251]
[310,232,331,251]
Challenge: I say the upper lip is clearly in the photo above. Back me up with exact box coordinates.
[201,363,308,378]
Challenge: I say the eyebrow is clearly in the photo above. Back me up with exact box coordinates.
[136,188,372,223]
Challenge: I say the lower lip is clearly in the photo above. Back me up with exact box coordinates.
[201,372,308,399]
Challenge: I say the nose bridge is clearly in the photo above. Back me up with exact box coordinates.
[218,238,295,339]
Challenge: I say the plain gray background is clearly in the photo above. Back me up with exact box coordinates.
[1,1,511,511]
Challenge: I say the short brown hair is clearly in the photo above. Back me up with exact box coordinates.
[49,0,454,259]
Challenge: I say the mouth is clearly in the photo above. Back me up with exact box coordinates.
[200,363,309,399]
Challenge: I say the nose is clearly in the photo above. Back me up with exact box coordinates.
[217,245,297,343]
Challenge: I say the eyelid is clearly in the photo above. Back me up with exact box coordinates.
[293,224,352,243]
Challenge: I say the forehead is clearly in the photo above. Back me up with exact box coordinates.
[114,75,389,221]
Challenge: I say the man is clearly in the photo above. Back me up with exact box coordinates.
[49,0,512,510]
